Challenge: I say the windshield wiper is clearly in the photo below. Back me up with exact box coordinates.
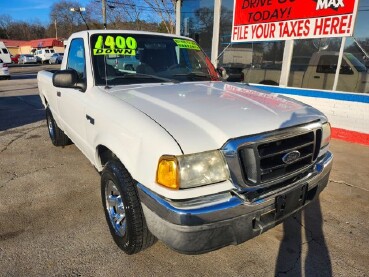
[172,72,211,78]
[115,73,180,83]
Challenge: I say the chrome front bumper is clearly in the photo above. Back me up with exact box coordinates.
[138,151,333,254]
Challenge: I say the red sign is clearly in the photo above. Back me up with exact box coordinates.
[232,0,359,42]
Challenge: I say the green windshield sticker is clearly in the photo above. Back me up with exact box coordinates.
[173,39,200,51]
[93,35,137,56]
[93,48,136,55]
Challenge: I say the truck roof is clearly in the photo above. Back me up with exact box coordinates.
[69,29,195,41]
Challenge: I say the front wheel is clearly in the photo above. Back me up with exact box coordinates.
[101,160,156,255]
[45,107,70,146]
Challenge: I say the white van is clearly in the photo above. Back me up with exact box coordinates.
[0,41,11,64]
[35,48,55,64]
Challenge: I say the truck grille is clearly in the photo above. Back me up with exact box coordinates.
[238,129,321,186]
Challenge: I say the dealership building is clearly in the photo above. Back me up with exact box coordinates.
[175,0,369,144]
[176,0,368,91]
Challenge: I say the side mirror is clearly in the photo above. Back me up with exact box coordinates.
[53,69,86,91]
[217,67,228,81]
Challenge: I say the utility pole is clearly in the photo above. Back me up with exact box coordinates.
[55,19,57,39]
[102,0,107,29]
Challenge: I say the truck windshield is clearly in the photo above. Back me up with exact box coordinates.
[90,33,219,86]
[345,53,367,73]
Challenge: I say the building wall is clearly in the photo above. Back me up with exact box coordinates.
[180,0,369,94]
[252,84,369,145]
[6,47,19,56]
[53,46,64,53]
[19,46,32,54]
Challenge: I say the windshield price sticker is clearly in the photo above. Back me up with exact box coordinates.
[173,39,200,51]
[93,35,137,55]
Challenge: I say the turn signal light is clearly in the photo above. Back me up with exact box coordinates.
[156,156,179,190]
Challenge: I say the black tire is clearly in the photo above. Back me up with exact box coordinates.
[259,80,278,86]
[101,160,156,255]
[45,107,70,146]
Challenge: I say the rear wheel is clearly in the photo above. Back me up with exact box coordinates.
[101,160,156,255]
[259,80,278,86]
[45,107,70,146]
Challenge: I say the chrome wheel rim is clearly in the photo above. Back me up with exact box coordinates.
[105,181,126,237]
[47,114,55,141]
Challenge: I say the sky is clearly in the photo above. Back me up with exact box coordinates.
[0,0,90,24]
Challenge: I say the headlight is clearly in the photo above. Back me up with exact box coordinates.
[321,122,331,148]
[156,150,230,190]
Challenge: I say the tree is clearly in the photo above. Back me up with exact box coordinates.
[0,14,13,39]
[143,0,176,33]
[49,0,92,38]
[0,17,46,40]
[263,41,285,62]
[88,0,144,30]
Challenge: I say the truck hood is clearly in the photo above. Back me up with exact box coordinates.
[109,82,326,153]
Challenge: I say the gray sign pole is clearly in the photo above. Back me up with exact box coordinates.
[333,36,346,91]
[211,0,222,67]
[176,0,181,35]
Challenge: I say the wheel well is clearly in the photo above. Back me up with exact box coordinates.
[41,96,48,108]
[259,80,279,86]
[97,145,116,168]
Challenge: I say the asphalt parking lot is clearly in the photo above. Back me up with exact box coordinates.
[0,65,368,277]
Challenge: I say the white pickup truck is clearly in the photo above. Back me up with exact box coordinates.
[38,30,333,255]
[244,52,369,93]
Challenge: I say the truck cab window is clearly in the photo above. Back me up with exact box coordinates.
[67,38,86,80]
[316,55,353,75]
[316,55,339,74]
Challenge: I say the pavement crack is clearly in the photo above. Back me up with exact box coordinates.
[0,125,43,153]
[0,164,64,189]
[293,216,325,248]
[0,134,26,154]
[275,255,302,276]
[329,179,369,193]
[275,216,305,276]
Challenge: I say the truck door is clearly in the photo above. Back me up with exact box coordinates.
[56,38,89,156]
[305,54,357,91]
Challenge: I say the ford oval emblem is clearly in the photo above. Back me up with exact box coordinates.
[282,150,301,164]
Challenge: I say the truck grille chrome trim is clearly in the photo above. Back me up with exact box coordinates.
[221,121,323,196]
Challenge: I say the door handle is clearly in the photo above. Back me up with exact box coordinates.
[313,76,320,79]
[57,91,61,97]
[86,114,95,125]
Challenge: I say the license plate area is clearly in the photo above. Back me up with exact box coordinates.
[275,184,308,219]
